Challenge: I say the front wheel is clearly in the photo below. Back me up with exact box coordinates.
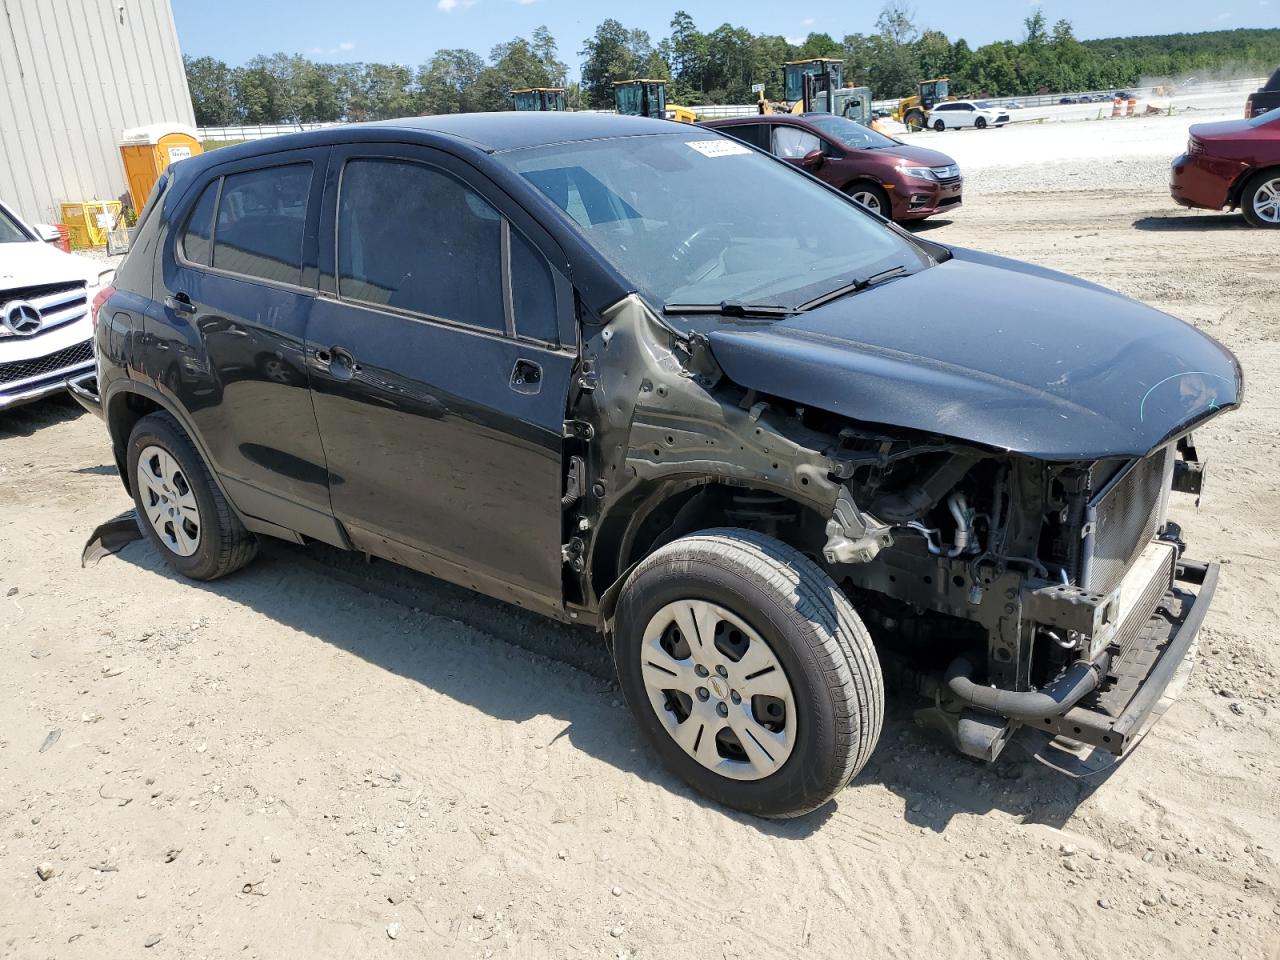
[975,116,988,130]
[933,119,946,132]
[613,529,884,818]
[847,182,892,219]
[1241,170,1280,228]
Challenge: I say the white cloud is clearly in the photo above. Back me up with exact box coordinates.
[785,35,804,44]
[337,41,355,51]
[438,0,477,10]
[514,0,538,5]
[1214,10,1233,18]
[801,17,815,25]
[309,41,356,56]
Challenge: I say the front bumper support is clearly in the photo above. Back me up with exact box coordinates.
[64,372,103,418]
[1031,558,1217,754]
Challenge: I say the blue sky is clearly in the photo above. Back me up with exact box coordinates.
[172,0,1277,73]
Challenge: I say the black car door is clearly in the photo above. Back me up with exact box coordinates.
[157,148,339,542]
[306,143,578,616]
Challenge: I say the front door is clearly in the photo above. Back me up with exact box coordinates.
[305,144,577,615]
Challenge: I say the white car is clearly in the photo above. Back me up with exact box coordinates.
[927,100,1011,131]
[0,200,115,411]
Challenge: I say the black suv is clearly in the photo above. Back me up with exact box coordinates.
[76,113,1240,818]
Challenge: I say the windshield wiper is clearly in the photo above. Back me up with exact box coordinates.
[796,265,909,312]
[662,300,792,318]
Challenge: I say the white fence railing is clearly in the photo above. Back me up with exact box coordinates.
[196,77,1265,140]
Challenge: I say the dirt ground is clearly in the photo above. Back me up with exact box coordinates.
[2,188,1278,960]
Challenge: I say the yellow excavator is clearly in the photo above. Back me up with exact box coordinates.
[894,78,955,131]
[613,79,697,123]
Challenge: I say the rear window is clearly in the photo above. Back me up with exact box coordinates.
[210,164,311,285]
[717,124,770,150]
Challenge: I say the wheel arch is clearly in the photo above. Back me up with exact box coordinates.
[591,478,831,629]
[1228,164,1277,208]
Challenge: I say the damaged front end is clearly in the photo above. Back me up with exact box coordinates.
[571,292,1232,767]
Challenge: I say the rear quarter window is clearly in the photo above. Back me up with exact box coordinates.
[211,163,312,286]
[180,180,219,266]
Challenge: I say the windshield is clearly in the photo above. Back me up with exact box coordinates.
[803,114,899,150]
[499,131,924,312]
[974,101,993,109]
[0,206,34,243]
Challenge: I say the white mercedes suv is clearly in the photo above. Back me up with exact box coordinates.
[0,200,115,411]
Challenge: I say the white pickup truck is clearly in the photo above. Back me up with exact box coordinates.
[0,200,115,411]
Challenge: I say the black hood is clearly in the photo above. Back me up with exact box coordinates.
[705,247,1242,460]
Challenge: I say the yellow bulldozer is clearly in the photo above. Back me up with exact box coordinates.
[894,78,955,131]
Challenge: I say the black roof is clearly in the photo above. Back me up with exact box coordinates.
[184,112,680,179]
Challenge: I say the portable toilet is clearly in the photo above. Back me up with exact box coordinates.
[119,123,203,213]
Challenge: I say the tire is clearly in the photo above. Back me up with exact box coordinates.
[126,411,258,580]
[1240,169,1280,228]
[613,528,883,818]
[904,110,925,131]
[846,182,892,219]
[933,119,946,132]
[975,117,988,130]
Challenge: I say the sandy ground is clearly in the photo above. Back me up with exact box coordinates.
[3,173,1279,957]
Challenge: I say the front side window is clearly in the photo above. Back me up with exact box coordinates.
[773,126,822,159]
[337,158,504,332]
[212,163,311,285]
[501,131,923,314]
[181,180,219,266]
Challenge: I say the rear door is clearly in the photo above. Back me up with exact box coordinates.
[306,143,578,615]
[156,149,337,538]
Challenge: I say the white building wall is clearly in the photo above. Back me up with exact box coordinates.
[0,0,194,224]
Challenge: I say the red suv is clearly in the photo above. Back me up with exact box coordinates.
[1171,107,1280,228]
[701,114,962,222]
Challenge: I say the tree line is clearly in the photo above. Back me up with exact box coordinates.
[184,5,1280,126]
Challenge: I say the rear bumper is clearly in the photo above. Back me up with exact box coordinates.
[1035,558,1216,754]
[65,371,103,418]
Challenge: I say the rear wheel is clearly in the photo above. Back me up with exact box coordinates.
[127,412,258,580]
[846,182,891,219]
[1241,169,1280,228]
[933,118,946,132]
[613,529,883,818]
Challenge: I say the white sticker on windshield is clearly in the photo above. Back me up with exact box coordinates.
[686,139,751,158]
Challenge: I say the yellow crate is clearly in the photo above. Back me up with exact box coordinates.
[60,200,123,249]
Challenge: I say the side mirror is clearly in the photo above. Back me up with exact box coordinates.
[801,149,825,170]
[34,224,61,243]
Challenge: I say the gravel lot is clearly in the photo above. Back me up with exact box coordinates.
[2,122,1278,959]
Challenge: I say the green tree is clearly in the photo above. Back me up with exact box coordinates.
[184,55,236,126]
[580,19,666,108]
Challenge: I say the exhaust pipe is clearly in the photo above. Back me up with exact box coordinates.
[944,653,1110,721]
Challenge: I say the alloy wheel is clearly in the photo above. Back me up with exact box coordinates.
[136,444,201,557]
[851,191,882,213]
[1252,178,1280,224]
[639,599,796,781]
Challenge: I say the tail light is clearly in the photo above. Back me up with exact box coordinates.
[1245,94,1255,118]
[1187,136,1204,156]
[90,285,115,331]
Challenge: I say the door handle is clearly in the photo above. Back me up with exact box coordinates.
[164,293,196,315]
[510,358,542,395]
[327,345,360,381]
